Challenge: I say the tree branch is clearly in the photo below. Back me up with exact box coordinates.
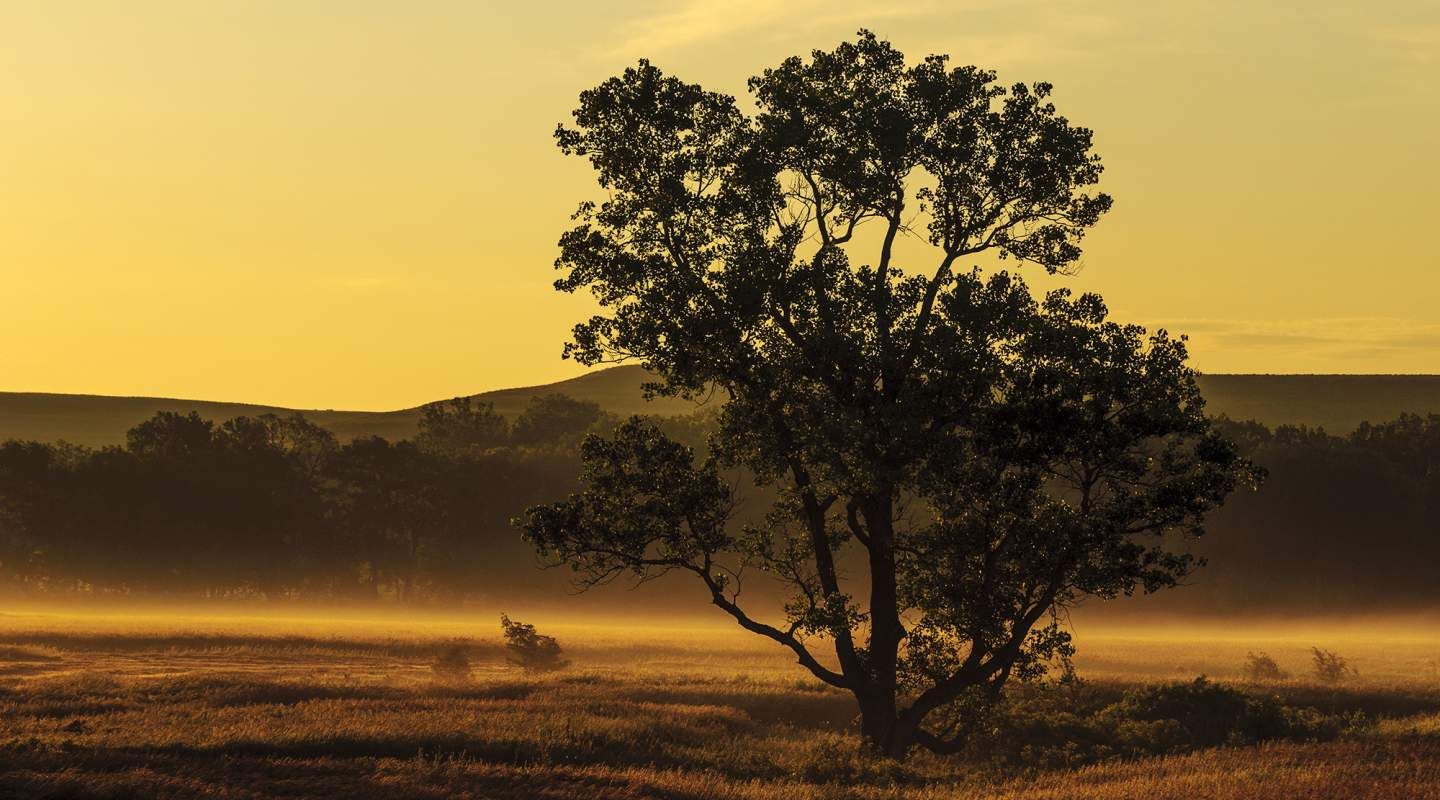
[690,561,851,688]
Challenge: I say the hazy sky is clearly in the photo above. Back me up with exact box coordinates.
[3,1,1438,409]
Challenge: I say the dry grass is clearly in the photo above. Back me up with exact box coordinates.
[2,607,1439,799]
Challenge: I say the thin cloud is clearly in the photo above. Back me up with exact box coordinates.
[1372,24,1440,63]
[604,0,948,58]
[1142,316,1440,370]
[921,30,1090,68]
[601,1,1124,78]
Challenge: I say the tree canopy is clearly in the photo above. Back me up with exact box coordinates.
[415,397,509,458]
[523,31,1258,758]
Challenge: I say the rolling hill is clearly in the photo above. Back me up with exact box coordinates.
[2,367,1439,447]
[0,367,705,447]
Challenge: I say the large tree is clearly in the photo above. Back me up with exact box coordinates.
[522,32,1256,758]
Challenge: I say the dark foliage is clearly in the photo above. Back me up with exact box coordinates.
[963,677,1340,770]
[0,399,626,601]
[1311,648,1356,684]
[2,409,1438,611]
[511,395,618,449]
[1162,414,1440,612]
[523,30,1256,757]
[499,614,569,673]
[415,398,508,459]
[1242,651,1289,681]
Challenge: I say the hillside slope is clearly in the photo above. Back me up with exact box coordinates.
[2,367,1438,447]
[0,367,709,447]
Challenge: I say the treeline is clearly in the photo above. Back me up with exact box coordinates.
[1186,413,1440,612]
[0,394,711,602]
[2,402,1438,611]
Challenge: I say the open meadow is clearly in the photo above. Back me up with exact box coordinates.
[3,607,1440,799]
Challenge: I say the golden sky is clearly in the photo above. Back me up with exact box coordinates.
[3,1,1438,410]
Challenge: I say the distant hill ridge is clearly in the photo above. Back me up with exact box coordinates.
[2,367,1439,447]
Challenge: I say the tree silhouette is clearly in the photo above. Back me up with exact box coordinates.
[328,437,444,602]
[510,393,615,448]
[523,31,1256,758]
[416,397,508,459]
[499,614,569,673]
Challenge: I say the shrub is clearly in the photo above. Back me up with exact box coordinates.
[1108,677,1339,751]
[1242,651,1289,681]
[1108,677,1253,749]
[968,703,1123,770]
[966,676,1342,769]
[430,642,472,683]
[500,614,569,673]
[1311,647,1355,684]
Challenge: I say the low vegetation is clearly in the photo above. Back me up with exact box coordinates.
[1313,647,1358,684]
[1243,651,1289,681]
[500,614,569,674]
[430,641,473,684]
[2,612,1440,798]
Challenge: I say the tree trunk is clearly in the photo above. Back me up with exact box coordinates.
[862,494,904,698]
[858,693,916,760]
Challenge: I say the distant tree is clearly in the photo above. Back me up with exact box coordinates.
[212,414,338,592]
[328,437,442,602]
[0,407,592,601]
[230,413,338,479]
[125,411,216,461]
[510,394,615,448]
[523,31,1256,758]
[416,398,508,458]
[105,412,332,595]
[0,440,64,587]
[1351,413,1440,487]
[1191,419,1434,613]
[500,614,569,672]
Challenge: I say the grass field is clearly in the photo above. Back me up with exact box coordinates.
[2,607,1439,799]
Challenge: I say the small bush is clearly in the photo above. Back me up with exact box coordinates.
[430,642,472,683]
[1242,651,1289,681]
[500,614,569,673]
[964,676,1342,770]
[1311,647,1356,684]
[1111,677,1339,751]
[1108,677,1253,749]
